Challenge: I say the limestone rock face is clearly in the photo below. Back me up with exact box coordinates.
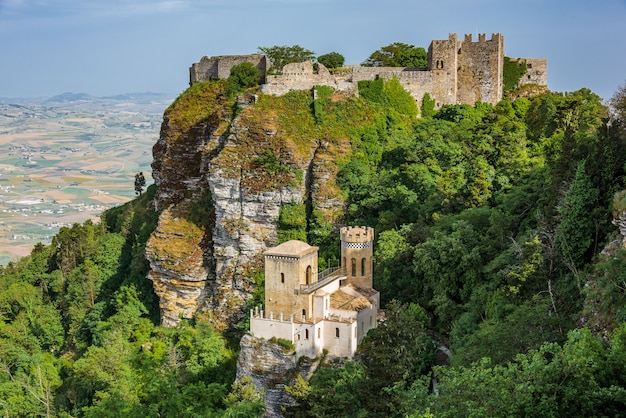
[146,84,347,328]
[237,334,319,417]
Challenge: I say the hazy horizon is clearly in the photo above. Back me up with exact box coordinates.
[1,0,625,101]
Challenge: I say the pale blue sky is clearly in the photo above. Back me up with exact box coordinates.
[1,0,625,101]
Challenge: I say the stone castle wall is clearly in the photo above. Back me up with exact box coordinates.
[189,54,269,84]
[511,57,548,87]
[189,33,547,110]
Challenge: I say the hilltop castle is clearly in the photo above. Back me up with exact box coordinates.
[249,226,379,359]
[189,33,546,110]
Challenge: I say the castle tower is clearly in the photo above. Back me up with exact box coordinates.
[456,33,504,104]
[427,33,459,108]
[263,240,319,320]
[341,226,374,289]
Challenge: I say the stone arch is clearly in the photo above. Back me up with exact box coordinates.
[306,265,312,285]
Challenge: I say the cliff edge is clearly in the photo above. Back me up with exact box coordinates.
[145,82,356,327]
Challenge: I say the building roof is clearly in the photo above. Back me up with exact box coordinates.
[330,288,372,312]
[264,240,319,258]
[345,283,378,299]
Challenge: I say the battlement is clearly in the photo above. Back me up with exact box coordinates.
[463,33,500,43]
[340,226,374,244]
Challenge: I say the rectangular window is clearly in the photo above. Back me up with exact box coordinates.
[335,327,340,338]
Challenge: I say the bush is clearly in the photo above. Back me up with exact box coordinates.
[227,62,261,97]
[269,337,295,351]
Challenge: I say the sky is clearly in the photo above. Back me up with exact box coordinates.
[0,0,625,101]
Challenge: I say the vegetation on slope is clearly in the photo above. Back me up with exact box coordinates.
[1,66,626,416]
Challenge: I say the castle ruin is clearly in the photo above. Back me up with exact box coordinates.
[189,33,547,110]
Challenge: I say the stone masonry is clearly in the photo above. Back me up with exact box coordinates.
[189,33,547,111]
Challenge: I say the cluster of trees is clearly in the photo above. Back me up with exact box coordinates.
[0,186,263,416]
[257,42,428,74]
[286,80,626,415]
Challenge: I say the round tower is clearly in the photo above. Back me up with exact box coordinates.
[340,226,374,288]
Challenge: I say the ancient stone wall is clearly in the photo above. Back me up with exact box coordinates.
[514,57,548,87]
[189,54,269,85]
[189,33,547,110]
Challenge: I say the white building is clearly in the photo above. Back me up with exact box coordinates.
[249,226,379,358]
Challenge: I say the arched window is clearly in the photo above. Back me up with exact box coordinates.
[317,328,321,339]
[280,273,285,284]
[302,309,306,319]
[343,257,346,272]
[361,258,366,276]
[306,265,312,285]
[351,258,356,276]
[335,327,340,338]
[305,329,309,339]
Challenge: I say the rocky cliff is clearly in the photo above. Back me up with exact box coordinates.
[145,82,357,328]
[236,334,319,417]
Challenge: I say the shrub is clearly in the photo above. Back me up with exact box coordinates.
[227,62,261,97]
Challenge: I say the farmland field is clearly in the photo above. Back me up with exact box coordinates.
[0,93,173,265]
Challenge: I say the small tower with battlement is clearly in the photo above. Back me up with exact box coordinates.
[341,226,374,289]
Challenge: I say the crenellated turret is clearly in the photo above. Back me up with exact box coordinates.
[340,226,374,288]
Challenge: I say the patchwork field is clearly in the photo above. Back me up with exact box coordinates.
[0,94,172,265]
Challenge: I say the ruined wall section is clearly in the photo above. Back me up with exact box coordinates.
[261,61,342,96]
[456,33,504,105]
[189,54,269,85]
[514,57,548,87]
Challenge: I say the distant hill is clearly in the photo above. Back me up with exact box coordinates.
[45,92,93,103]
[0,92,174,106]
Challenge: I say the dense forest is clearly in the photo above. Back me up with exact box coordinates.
[2,52,626,416]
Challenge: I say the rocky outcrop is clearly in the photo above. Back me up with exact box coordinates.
[236,334,319,417]
[146,83,348,328]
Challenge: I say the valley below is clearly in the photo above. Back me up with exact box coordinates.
[0,93,172,265]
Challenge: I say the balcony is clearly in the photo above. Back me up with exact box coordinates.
[295,266,346,295]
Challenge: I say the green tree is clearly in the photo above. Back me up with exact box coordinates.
[227,62,261,98]
[357,301,437,416]
[363,42,427,68]
[555,160,600,271]
[285,363,366,418]
[421,93,436,117]
[358,76,417,117]
[223,376,265,417]
[317,52,345,69]
[258,45,315,73]
[134,172,146,196]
